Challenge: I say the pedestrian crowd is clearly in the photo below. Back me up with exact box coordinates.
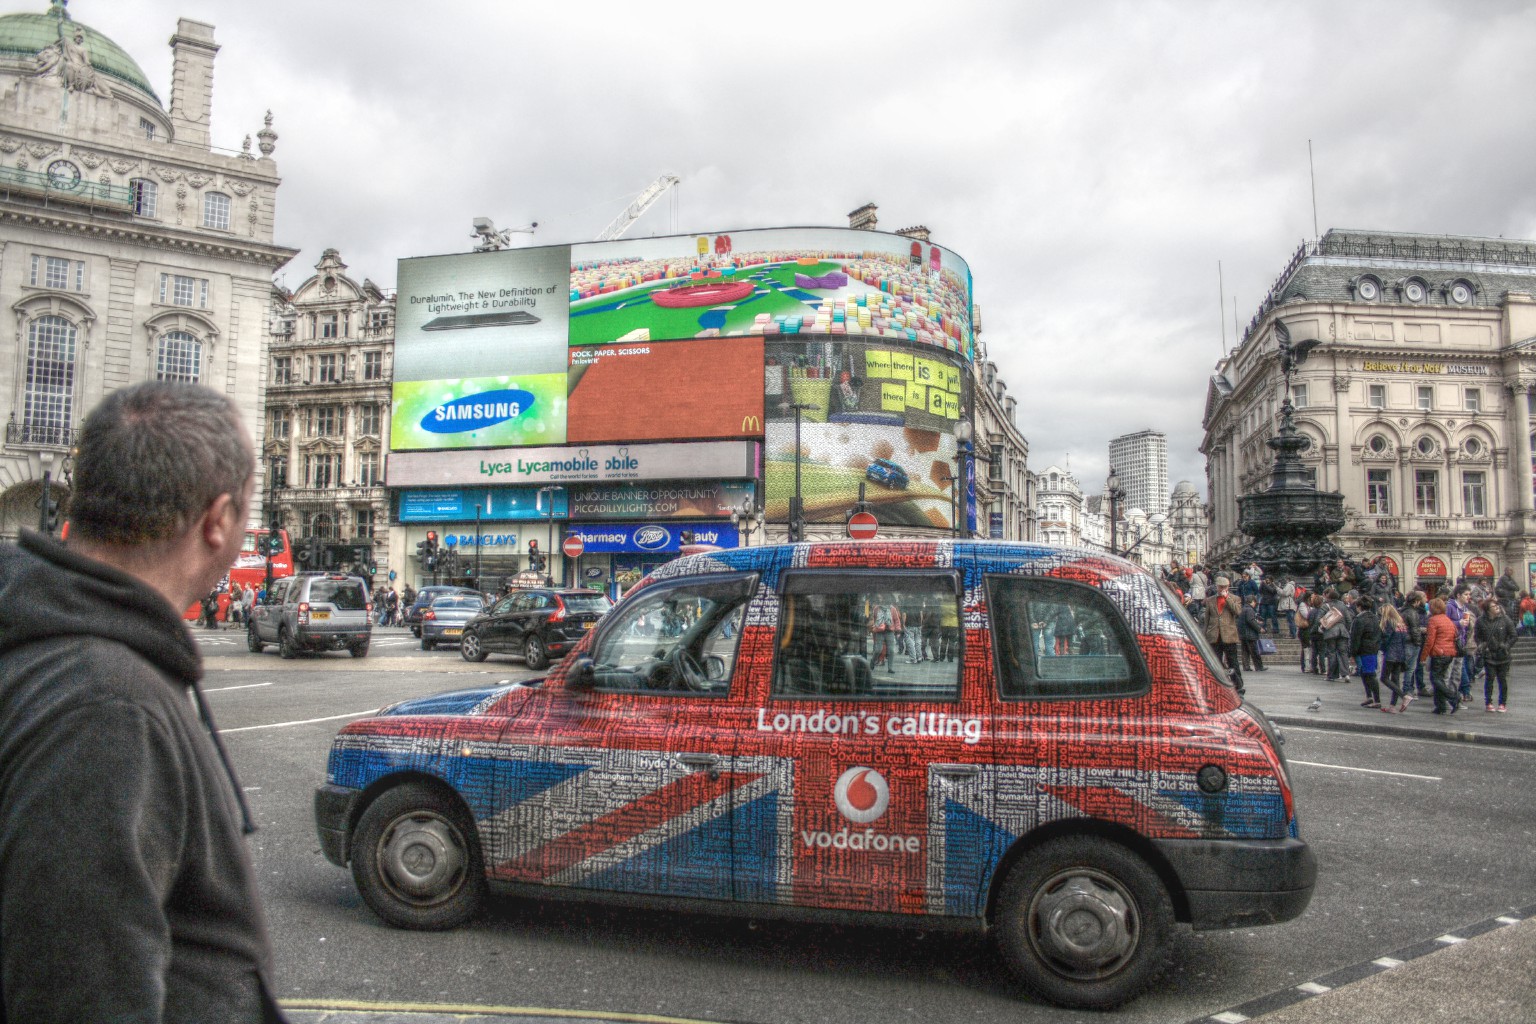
[1158,557,1525,715]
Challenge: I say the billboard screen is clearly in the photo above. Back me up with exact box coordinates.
[391,227,972,453]
[763,337,970,528]
[567,337,763,444]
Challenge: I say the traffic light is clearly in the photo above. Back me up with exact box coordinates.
[263,522,283,556]
[528,538,544,572]
[425,530,438,555]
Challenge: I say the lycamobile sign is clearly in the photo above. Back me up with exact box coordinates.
[386,442,757,488]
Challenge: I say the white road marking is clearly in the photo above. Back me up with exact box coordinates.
[1296,982,1331,995]
[1210,1013,1249,1023]
[1435,934,1466,944]
[203,682,273,692]
[1287,759,1441,781]
[1373,957,1404,968]
[222,710,376,733]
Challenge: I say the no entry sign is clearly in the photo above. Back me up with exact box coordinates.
[847,511,879,540]
[562,534,585,559]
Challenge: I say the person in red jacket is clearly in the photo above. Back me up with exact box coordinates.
[1420,597,1461,714]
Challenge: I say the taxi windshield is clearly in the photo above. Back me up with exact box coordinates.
[588,576,756,694]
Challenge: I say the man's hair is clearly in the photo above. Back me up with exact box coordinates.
[68,382,251,545]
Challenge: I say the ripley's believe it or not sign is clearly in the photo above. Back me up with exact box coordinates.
[390,227,975,454]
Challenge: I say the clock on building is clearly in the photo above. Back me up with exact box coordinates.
[46,160,81,189]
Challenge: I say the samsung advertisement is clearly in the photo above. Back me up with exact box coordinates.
[392,227,974,453]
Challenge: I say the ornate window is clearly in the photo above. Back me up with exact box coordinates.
[1366,434,1389,455]
[273,355,293,384]
[203,191,231,230]
[356,404,381,436]
[1415,435,1437,457]
[1414,470,1439,515]
[23,315,77,442]
[158,273,208,308]
[358,451,381,486]
[1463,436,1482,457]
[154,330,202,383]
[1367,469,1392,514]
[269,406,290,439]
[363,350,383,380]
[303,452,342,489]
[130,178,157,217]
[1462,471,1486,517]
[306,511,339,541]
[318,353,338,383]
[30,254,84,291]
[354,508,376,539]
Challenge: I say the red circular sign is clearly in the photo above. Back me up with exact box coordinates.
[1416,555,1447,578]
[1464,556,1495,578]
[562,535,585,559]
[847,511,879,540]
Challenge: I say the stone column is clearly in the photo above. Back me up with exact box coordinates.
[1506,380,1534,517]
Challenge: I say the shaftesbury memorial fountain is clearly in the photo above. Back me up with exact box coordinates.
[1234,322,1348,577]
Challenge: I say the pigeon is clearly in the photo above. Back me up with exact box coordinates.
[1306,697,1322,712]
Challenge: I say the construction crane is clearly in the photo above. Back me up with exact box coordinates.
[594,174,680,242]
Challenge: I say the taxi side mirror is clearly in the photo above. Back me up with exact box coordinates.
[568,657,596,691]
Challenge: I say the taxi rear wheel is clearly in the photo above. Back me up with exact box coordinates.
[995,837,1172,1009]
[352,782,486,930]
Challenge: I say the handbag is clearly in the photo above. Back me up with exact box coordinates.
[1257,637,1278,656]
[1317,606,1344,632]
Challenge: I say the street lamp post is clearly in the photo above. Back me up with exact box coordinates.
[474,503,483,585]
[951,419,975,539]
[732,494,762,548]
[1106,469,1125,556]
[264,462,284,597]
[778,401,817,543]
[537,486,561,582]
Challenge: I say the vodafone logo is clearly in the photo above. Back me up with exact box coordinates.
[833,767,889,824]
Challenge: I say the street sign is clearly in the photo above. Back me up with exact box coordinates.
[847,510,879,540]
[562,534,585,559]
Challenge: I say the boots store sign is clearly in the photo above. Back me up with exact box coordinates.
[388,441,757,487]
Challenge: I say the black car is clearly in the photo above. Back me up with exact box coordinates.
[460,588,613,670]
[404,585,480,637]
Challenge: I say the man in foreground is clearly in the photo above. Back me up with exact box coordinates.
[0,382,284,1022]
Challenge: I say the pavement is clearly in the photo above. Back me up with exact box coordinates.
[275,650,1535,1024]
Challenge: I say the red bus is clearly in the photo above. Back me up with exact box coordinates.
[185,527,294,623]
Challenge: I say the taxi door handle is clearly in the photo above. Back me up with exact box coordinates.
[677,753,720,779]
[933,765,979,779]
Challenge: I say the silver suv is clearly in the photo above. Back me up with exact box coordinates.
[248,573,372,658]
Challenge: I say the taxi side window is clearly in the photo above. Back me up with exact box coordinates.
[771,572,960,701]
[587,574,757,695]
[986,576,1147,700]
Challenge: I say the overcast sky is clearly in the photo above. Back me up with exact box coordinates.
[101,0,1536,502]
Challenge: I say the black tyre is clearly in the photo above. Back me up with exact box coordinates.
[351,782,486,930]
[994,837,1173,1009]
[411,625,421,637]
[278,626,297,660]
[247,624,264,653]
[349,642,369,659]
[461,631,488,663]
[523,634,548,671]
[421,637,436,651]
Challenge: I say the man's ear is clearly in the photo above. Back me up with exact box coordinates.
[200,492,240,551]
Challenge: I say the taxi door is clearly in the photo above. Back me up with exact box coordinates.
[489,572,757,901]
[735,565,994,919]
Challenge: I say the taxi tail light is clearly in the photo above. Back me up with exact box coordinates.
[548,596,568,623]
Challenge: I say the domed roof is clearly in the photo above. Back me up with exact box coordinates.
[0,4,160,106]
[1173,479,1198,495]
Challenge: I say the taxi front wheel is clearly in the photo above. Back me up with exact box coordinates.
[352,783,486,931]
[995,837,1172,1010]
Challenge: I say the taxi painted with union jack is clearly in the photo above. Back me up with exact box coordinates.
[314,541,1314,1008]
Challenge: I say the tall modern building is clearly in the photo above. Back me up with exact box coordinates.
[1108,429,1169,517]
[0,1,296,538]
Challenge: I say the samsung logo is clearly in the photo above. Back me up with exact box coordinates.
[422,389,535,434]
[634,526,670,550]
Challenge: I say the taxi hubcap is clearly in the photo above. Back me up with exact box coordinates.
[379,812,466,903]
[1030,869,1137,976]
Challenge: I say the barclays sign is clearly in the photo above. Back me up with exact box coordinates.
[441,532,519,548]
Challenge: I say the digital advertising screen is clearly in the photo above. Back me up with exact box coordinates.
[390,227,973,454]
[566,337,764,444]
[762,337,971,528]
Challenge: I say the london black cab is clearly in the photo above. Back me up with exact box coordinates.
[315,541,1315,1008]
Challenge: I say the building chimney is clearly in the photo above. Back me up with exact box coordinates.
[895,225,931,242]
[168,19,219,149]
[848,203,878,231]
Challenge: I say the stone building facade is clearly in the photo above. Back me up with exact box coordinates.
[263,249,394,575]
[1167,479,1209,566]
[972,351,1035,540]
[1203,229,1536,594]
[0,2,295,537]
